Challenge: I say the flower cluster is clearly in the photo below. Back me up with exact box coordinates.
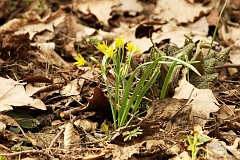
[74,35,140,67]
[95,35,140,58]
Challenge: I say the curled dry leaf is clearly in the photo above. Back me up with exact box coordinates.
[64,122,80,148]
[74,119,98,132]
[87,87,110,110]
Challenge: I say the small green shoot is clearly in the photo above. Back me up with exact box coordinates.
[207,0,228,56]
[122,127,143,141]
[0,156,5,160]
[101,123,110,135]
[187,126,211,160]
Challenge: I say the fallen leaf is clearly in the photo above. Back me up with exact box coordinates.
[87,87,110,110]
[60,79,83,96]
[173,68,219,126]
[154,0,214,24]
[74,119,98,132]
[15,10,66,40]
[76,0,117,26]
[0,77,46,112]
[1,33,30,60]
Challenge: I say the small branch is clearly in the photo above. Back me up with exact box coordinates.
[47,128,65,150]
[0,150,52,160]
[215,64,240,69]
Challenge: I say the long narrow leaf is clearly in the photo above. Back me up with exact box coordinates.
[160,43,198,99]
[132,67,161,114]
[114,50,121,124]
[119,57,163,127]
[162,56,201,76]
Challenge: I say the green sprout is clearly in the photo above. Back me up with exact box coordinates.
[122,127,143,141]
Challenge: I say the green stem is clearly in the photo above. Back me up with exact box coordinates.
[207,0,228,56]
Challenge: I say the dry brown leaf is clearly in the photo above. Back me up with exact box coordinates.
[87,87,110,110]
[186,16,209,35]
[219,25,240,45]
[229,40,240,64]
[31,42,70,68]
[206,139,233,159]
[117,0,143,12]
[169,151,192,160]
[1,33,30,60]
[145,98,191,131]
[64,122,80,148]
[74,119,98,132]
[0,77,46,112]
[15,10,66,40]
[173,68,219,126]
[76,0,117,26]
[154,0,214,24]
[153,25,193,47]
[0,18,28,34]
[112,140,165,160]
[224,138,240,159]
[60,79,83,96]
[206,9,219,26]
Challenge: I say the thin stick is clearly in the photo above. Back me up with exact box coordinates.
[0,150,52,160]
[47,128,65,150]
[215,64,240,69]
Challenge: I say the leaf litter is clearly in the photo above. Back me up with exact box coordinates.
[0,0,240,159]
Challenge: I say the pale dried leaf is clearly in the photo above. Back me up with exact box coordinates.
[0,77,46,112]
[60,79,80,96]
[169,151,192,160]
[186,17,209,35]
[112,143,140,160]
[64,122,77,148]
[74,119,98,132]
[80,70,95,79]
[229,40,240,64]
[220,25,240,45]
[29,99,47,110]
[118,0,143,12]
[25,84,44,96]
[23,10,42,21]
[0,18,28,33]
[15,10,66,39]
[206,139,230,159]
[31,42,69,67]
[224,138,240,159]
[77,0,117,26]
[174,68,219,126]
[154,0,214,24]
[0,121,6,131]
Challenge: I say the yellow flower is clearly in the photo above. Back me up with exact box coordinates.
[105,45,117,58]
[114,35,124,49]
[74,54,85,66]
[95,41,108,53]
[126,42,140,53]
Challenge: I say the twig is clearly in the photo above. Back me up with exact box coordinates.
[0,144,11,152]
[3,115,37,146]
[47,128,65,150]
[0,150,52,160]
[215,64,240,69]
